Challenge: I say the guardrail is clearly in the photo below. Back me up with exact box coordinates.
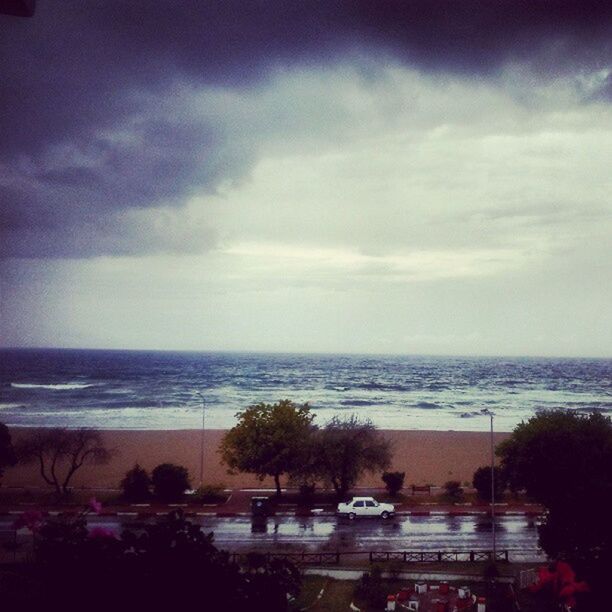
[231,551,341,565]
[370,550,509,563]
[229,549,510,566]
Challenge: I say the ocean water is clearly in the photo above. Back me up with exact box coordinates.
[1,348,610,431]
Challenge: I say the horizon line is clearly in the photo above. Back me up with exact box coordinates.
[1,345,610,361]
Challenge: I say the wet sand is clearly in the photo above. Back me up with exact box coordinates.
[4,428,510,490]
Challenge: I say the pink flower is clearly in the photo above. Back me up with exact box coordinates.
[88,497,103,514]
[12,510,44,532]
[88,527,116,540]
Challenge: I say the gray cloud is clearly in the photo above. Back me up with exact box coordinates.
[0,1,611,258]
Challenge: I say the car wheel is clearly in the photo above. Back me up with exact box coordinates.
[348,512,356,520]
[381,511,390,519]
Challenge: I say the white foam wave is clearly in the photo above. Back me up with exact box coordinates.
[11,382,93,390]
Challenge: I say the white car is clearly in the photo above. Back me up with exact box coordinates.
[336,496,395,519]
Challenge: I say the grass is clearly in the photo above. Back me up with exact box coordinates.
[289,575,327,610]
[290,575,528,611]
[308,579,356,611]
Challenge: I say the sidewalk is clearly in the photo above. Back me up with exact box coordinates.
[0,487,544,519]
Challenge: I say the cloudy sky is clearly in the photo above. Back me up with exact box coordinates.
[1,1,611,356]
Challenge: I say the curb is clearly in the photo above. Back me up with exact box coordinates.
[0,509,543,519]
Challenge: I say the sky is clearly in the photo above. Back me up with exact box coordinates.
[0,1,611,357]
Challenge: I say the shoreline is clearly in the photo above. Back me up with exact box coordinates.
[3,428,511,490]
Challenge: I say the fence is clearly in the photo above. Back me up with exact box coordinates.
[230,549,510,566]
[370,550,509,563]
[231,551,341,565]
[518,567,538,589]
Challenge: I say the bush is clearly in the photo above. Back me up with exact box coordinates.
[354,565,386,606]
[382,471,405,496]
[444,480,463,501]
[298,483,316,499]
[151,463,191,502]
[473,466,506,501]
[0,422,16,483]
[192,484,227,503]
[120,464,151,502]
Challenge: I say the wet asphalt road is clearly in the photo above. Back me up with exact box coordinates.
[2,515,544,562]
[90,514,545,561]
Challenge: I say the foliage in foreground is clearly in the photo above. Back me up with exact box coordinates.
[4,509,300,611]
[498,410,612,608]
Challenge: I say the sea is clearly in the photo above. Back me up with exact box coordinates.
[1,348,610,432]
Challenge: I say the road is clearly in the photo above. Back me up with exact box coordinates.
[1,514,544,562]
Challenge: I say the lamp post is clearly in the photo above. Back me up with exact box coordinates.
[481,409,496,562]
[195,391,206,488]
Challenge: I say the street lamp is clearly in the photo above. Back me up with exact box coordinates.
[195,391,206,488]
[481,409,496,562]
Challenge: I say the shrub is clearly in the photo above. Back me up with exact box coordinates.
[472,466,506,501]
[444,480,463,501]
[151,463,191,502]
[192,484,227,503]
[382,471,405,496]
[0,422,16,483]
[120,464,151,502]
[354,565,386,606]
[298,483,316,499]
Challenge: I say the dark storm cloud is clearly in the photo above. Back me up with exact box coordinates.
[1,1,611,257]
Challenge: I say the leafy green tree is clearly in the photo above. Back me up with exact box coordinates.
[15,428,112,496]
[497,410,612,605]
[120,463,151,502]
[472,466,506,501]
[0,422,16,483]
[382,471,405,496]
[151,463,191,501]
[313,415,391,496]
[220,400,314,496]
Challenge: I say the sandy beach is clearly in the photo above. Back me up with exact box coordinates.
[3,428,510,491]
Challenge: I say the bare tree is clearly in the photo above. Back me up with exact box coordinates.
[16,428,113,496]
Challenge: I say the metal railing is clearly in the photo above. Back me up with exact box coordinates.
[229,549,509,566]
[231,551,341,565]
[370,550,509,563]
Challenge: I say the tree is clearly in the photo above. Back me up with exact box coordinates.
[382,471,405,496]
[0,422,16,483]
[120,464,151,502]
[22,509,300,611]
[497,410,612,606]
[15,428,112,496]
[151,463,191,501]
[497,410,612,509]
[313,415,391,496]
[220,400,314,496]
[472,466,506,501]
